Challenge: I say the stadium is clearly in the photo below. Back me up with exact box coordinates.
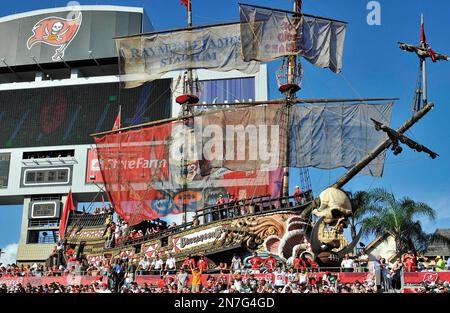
[0,0,449,301]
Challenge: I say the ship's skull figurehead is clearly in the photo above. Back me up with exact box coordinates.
[312,187,352,232]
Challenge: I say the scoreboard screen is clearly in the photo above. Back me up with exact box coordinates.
[0,79,172,148]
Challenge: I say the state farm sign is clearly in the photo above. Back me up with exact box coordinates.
[85,148,104,184]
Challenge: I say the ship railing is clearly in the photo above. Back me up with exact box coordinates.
[67,212,110,228]
[108,192,312,249]
[195,193,311,225]
[108,221,194,249]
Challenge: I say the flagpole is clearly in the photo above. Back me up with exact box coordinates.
[182,0,193,225]
[61,189,73,241]
[420,14,427,105]
[282,0,301,198]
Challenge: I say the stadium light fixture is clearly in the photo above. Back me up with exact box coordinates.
[1,58,15,73]
[88,50,101,67]
[30,56,45,73]
[59,56,71,70]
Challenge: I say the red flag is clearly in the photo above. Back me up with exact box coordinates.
[59,189,75,239]
[420,17,437,62]
[420,20,426,46]
[112,106,121,131]
[428,47,437,62]
[181,0,191,11]
[27,13,82,61]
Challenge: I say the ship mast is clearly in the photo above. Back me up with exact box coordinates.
[420,14,428,106]
[180,0,196,224]
[301,13,448,218]
[281,0,299,198]
[281,0,313,200]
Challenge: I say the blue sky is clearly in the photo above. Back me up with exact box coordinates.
[1,0,450,250]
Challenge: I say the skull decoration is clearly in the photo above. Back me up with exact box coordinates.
[52,22,64,34]
[312,187,353,232]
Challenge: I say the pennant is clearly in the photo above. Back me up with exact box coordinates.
[59,189,75,239]
[112,106,121,130]
[421,18,437,62]
[181,0,191,11]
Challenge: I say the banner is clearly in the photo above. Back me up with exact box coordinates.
[240,6,346,73]
[59,189,75,239]
[195,106,288,172]
[95,117,283,225]
[289,103,393,177]
[95,103,393,224]
[117,23,260,88]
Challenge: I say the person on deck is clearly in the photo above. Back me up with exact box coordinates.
[228,194,238,217]
[294,186,303,205]
[216,195,226,219]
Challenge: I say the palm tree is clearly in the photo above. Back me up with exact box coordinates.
[345,190,377,242]
[360,188,449,255]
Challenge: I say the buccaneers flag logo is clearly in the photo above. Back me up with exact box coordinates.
[27,13,82,62]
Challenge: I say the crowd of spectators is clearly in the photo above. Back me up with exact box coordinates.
[0,264,381,294]
[1,250,449,293]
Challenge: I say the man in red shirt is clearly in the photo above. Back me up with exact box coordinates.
[261,254,277,273]
[294,186,303,205]
[197,255,209,271]
[250,252,263,274]
[158,275,166,289]
[293,255,307,272]
[66,246,75,258]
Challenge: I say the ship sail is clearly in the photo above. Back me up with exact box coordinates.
[95,3,394,226]
[116,23,260,88]
[239,5,347,73]
[94,102,393,225]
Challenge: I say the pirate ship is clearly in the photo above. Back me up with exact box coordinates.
[56,1,447,270]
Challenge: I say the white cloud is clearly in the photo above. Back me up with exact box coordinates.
[0,243,18,265]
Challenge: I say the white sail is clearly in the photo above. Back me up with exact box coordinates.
[116,23,260,88]
[240,6,346,73]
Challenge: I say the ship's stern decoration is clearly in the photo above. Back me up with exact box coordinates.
[27,12,82,61]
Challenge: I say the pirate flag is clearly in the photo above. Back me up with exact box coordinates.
[27,13,82,62]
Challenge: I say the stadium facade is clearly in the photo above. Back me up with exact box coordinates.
[0,5,268,264]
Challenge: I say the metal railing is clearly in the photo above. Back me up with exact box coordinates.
[28,219,60,228]
[107,194,312,249]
